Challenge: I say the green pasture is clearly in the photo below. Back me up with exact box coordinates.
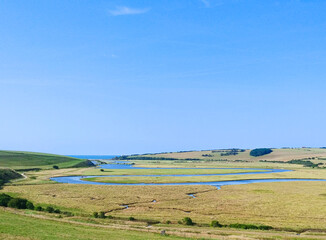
[0,150,84,169]
[0,208,187,240]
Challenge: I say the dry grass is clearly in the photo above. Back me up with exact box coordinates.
[143,148,326,162]
[3,181,326,230]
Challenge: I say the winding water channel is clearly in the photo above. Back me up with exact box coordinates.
[50,161,326,188]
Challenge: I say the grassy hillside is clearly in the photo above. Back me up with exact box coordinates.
[0,168,22,187]
[135,148,326,163]
[0,150,87,170]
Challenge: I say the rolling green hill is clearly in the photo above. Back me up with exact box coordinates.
[0,150,87,170]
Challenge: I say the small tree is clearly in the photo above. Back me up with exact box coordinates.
[93,212,99,218]
[182,217,194,226]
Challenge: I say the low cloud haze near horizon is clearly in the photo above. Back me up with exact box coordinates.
[1,0,326,155]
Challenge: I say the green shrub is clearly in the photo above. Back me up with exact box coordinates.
[8,198,28,209]
[93,212,99,218]
[26,201,34,210]
[107,215,113,219]
[45,206,54,213]
[35,206,43,211]
[0,193,13,207]
[99,211,106,218]
[54,209,61,214]
[128,216,135,221]
[258,225,273,230]
[211,220,222,227]
[228,223,272,230]
[182,217,194,226]
[53,165,59,169]
[166,220,171,224]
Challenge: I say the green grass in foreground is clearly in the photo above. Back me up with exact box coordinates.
[0,208,187,240]
[0,150,84,169]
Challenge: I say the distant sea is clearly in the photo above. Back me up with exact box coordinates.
[67,155,119,160]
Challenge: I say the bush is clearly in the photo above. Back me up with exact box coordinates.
[250,148,273,157]
[53,165,59,169]
[100,169,104,172]
[166,220,171,224]
[128,216,135,221]
[182,217,194,226]
[228,223,272,230]
[211,220,222,227]
[0,193,13,207]
[107,215,113,219]
[258,225,273,230]
[93,212,99,218]
[26,201,34,210]
[45,206,54,213]
[8,198,28,209]
[54,209,61,214]
[99,211,106,218]
[35,206,43,211]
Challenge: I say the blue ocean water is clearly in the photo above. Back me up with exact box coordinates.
[67,155,119,160]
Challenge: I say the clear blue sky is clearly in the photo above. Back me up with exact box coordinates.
[1,0,326,155]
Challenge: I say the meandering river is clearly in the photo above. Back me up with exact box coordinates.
[50,161,326,188]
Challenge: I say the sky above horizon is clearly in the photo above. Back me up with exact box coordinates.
[1,0,326,155]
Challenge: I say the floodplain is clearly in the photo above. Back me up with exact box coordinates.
[2,148,326,239]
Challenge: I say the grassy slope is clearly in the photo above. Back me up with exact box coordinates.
[140,148,326,162]
[0,208,186,240]
[0,150,85,169]
[0,168,22,181]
